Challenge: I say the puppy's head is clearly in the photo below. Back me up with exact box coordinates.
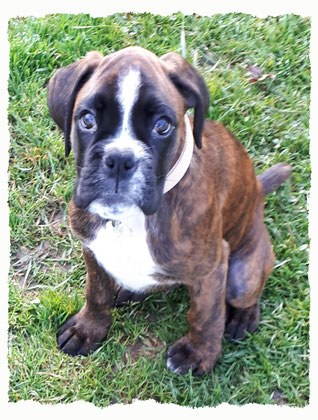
[47,46,209,219]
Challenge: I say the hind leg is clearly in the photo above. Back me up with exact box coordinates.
[225,204,275,340]
[225,302,260,340]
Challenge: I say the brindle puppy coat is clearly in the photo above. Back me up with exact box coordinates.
[47,47,291,376]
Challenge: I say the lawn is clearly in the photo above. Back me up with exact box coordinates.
[8,13,310,407]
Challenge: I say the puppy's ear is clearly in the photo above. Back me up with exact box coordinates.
[160,52,209,149]
[47,51,103,157]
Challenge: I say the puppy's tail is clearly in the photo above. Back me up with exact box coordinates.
[258,163,292,196]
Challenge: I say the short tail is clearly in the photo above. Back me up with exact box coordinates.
[258,163,292,196]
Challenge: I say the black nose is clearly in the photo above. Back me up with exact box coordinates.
[104,149,137,180]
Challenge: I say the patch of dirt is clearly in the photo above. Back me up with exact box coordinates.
[271,390,289,405]
[11,235,73,290]
[12,240,49,288]
[123,333,166,363]
[10,205,77,289]
[47,210,68,237]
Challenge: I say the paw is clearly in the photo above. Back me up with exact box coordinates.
[225,302,260,341]
[166,336,219,376]
[57,309,111,356]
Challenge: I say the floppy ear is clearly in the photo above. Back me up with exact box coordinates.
[160,52,210,149]
[47,51,103,157]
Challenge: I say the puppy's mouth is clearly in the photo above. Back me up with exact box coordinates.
[86,189,163,220]
[87,197,139,221]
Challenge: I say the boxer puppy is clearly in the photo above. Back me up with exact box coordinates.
[47,46,291,376]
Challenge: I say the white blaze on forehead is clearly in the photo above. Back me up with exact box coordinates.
[105,67,145,158]
[117,67,141,136]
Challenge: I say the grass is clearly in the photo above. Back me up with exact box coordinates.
[8,13,310,407]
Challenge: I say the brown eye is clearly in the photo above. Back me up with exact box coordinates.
[80,112,96,130]
[153,118,172,136]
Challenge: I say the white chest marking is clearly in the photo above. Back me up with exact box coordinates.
[87,210,161,292]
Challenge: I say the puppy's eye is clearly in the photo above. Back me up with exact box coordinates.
[80,112,96,130]
[153,118,172,136]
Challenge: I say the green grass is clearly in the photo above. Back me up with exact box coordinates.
[8,13,310,407]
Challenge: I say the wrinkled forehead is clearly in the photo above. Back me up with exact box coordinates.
[75,49,182,112]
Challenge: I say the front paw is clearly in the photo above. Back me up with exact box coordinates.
[166,336,220,376]
[57,309,111,356]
